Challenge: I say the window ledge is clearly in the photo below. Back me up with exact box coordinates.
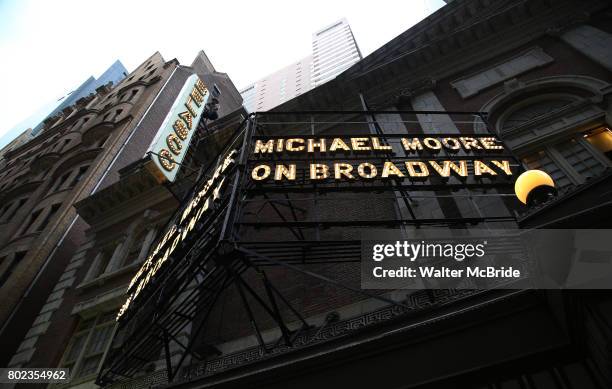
[76,261,142,291]
[71,285,127,318]
[7,231,40,245]
[41,187,73,202]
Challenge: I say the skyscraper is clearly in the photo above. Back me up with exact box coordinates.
[311,18,362,87]
[239,18,361,112]
[30,60,128,136]
[0,60,128,155]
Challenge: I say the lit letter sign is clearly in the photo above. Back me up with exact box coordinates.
[148,74,209,182]
[249,136,513,182]
[117,149,237,321]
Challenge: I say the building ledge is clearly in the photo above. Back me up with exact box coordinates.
[76,261,141,293]
[517,168,612,227]
[72,284,128,319]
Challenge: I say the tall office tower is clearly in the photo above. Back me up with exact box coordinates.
[240,18,361,112]
[0,60,128,156]
[30,60,128,136]
[311,18,362,87]
[240,56,313,112]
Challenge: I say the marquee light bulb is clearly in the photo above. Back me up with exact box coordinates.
[514,169,555,205]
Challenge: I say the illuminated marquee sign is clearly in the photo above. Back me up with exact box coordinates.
[148,74,210,182]
[119,133,513,320]
[249,136,513,181]
[117,149,237,321]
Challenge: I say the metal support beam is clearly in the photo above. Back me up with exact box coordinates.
[163,329,173,380]
[237,272,293,346]
[236,246,411,310]
[261,271,310,330]
[233,271,267,352]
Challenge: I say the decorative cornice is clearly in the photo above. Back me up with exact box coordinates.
[392,78,437,107]
[340,0,610,111]
[545,12,591,37]
[75,167,163,224]
[177,288,484,384]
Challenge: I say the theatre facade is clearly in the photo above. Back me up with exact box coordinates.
[3,0,612,388]
[95,0,612,386]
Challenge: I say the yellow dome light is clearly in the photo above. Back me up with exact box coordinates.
[515,169,556,205]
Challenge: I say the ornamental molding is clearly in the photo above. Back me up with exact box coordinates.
[355,2,608,110]
[178,289,481,384]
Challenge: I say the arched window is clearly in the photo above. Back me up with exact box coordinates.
[37,203,61,232]
[21,209,42,235]
[70,165,89,187]
[0,197,28,223]
[0,251,27,286]
[52,170,72,192]
[485,77,612,191]
[500,98,574,131]
[123,229,147,267]
[127,89,138,102]
[58,138,71,153]
[95,135,109,148]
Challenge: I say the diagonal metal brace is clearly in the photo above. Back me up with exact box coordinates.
[236,245,411,310]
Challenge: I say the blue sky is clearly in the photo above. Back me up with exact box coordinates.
[0,0,445,147]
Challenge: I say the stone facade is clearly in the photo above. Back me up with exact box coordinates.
[152,0,612,387]
[0,49,244,386]
[0,51,174,368]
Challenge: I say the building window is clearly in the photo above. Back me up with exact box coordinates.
[12,198,28,218]
[0,199,16,221]
[57,139,70,153]
[37,203,61,232]
[584,127,612,161]
[124,232,145,267]
[501,98,573,130]
[61,312,116,379]
[522,150,573,189]
[128,89,138,102]
[94,251,111,279]
[95,136,109,148]
[123,228,155,267]
[22,209,42,235]
[70,165,89,187]
[556,138,606,181]
[521,126,610,190]
[0,251,26,286]
[0,202,13,220]
[53,171,72,192]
